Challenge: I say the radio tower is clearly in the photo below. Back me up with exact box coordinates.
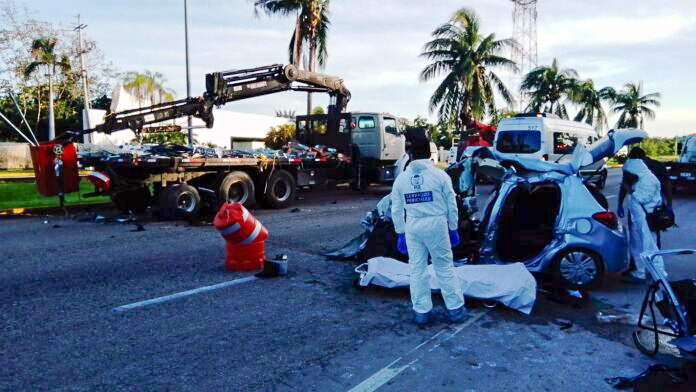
[510,0,538,112]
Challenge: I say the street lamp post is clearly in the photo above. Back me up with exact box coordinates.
[184,0,193,148]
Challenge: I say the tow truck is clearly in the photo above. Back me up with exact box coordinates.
[33,64,405,217]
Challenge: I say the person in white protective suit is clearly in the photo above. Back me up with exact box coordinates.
[621,158,667,282]
[391,129,466,325]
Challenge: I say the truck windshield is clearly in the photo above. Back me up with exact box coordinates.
[496,131,541,154]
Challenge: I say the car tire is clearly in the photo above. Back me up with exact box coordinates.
[263,169,296,209]
[159,183,201,219]
[218,171,255,209]
[551,247,605,290]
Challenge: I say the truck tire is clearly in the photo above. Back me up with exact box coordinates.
[112,187,151,213]
[159,183,201,219]
[218,171,255,209]
[263,169,296,209]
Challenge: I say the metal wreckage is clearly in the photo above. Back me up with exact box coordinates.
[327,128,650,314]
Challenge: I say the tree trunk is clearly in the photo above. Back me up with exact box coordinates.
[48,69,55,140]
[307,38,317,115]
[292,14,302,67]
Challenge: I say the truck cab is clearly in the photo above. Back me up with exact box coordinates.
[295,111,405,188]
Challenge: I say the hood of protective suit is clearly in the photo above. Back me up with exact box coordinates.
[408,158,433,173]
[623,158,662,209]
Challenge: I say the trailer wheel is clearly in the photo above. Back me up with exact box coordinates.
[218,171,255,208]
[112,187,151,213]
[159,183,201,219]
[264,169,296,209]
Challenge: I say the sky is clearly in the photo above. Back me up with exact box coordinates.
[19,0,696,137]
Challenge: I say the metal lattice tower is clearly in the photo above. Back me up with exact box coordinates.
[510,0,538,112]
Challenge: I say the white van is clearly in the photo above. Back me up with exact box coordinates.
[494,113,607,188]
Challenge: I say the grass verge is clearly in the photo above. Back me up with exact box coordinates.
[0,181,110,210]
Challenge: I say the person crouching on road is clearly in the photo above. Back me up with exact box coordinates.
[620,158,668,283]
[391,129,466,326]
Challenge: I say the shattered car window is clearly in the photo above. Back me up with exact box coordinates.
[496,131,541,154]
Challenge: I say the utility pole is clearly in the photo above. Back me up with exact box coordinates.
[184,0,193,148]
[510,0,538,112]
[74,15,91,143]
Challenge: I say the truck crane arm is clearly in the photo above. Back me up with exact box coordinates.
[60,64,350,141]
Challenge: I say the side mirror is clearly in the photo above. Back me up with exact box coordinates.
[385,126,398,135]
[677,142,683,155]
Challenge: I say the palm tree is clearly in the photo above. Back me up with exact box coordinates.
[521,58,578,119]
[611,82,660,129]
[24,37,71,140]
[253,0,330,113]
[569,79,614,133]
[122,70,176,106]
[420,8,516,130]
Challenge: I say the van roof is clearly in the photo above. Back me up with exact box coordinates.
[497,117,596,135]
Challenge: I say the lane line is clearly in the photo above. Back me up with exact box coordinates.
[113,276,257,312]
[348,309,487,392]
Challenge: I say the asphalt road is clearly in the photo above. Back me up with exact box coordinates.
[3,168,696,391]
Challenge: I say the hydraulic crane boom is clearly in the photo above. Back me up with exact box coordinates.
[61,64,350,141]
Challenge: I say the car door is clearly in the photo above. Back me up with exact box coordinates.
[381,116,404,161]
[351,114,380,159]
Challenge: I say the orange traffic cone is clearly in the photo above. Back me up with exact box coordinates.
[213,203,269,271]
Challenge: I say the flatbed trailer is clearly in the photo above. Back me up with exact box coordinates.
[80,151,354,216]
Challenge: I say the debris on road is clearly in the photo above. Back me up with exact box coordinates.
[552,318,573,330]
[256,254,289,278]
[596,311,634,324]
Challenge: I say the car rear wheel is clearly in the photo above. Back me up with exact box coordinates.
[551,248,604,290]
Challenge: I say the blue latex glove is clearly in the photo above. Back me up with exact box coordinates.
[396,234,408,255]
[449,230,460,248]
[617,205,625,218]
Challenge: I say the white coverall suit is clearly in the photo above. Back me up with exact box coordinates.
[623,159,667,279]
[391,159,465,314]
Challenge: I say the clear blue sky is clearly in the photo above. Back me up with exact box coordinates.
[20,0,696,136]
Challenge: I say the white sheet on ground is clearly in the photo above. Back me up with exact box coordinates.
[359,257,536,315]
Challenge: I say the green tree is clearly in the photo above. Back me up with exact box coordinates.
[521,58,578,119]
[611,81,660,129]
[122,70,175,106]
[265,123,296,149]
[420,8,516,130]
[23,36,71,139]
[569,79,614,134]
[137,131,195,145]
[254,0,330,114]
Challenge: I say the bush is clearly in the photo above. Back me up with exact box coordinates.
[265,123,296,149]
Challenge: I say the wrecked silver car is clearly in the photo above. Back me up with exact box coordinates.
[471,128,647,289]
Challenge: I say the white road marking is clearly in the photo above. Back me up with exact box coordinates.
[113,276,257,312]
[348,309,487,392]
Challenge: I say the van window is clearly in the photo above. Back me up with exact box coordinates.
[553,132,579,154]
[358,116,375,129]
[496,131,541,154]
